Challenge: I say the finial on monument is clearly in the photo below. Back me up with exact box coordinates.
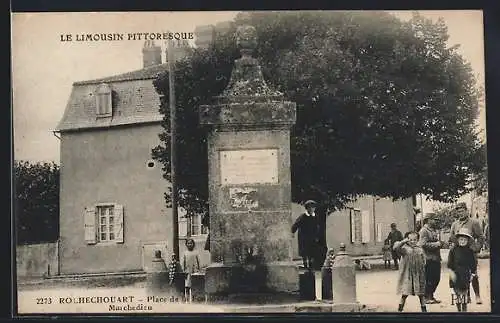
[236,24,257,58]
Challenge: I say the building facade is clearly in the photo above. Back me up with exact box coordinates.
[55,40,199,275]
[290,196,415,258]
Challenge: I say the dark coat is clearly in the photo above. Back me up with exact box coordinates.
[292,212,326,258]
[387,229,403,259]
[447,245,477,292]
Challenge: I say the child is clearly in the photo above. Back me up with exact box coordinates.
[448,228,477,312]
[182,238,200,303]
[167,253,182,286]
[382,239,392,269]
[323,248,336,268]
[354,259,372,270]
[393,231,427,312]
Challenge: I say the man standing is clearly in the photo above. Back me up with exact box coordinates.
[418,212,446,304]
[449,202,485,304]
[292,200,324,270]
[387,223,403,270]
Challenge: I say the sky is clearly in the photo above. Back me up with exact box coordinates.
[11,10,487,212]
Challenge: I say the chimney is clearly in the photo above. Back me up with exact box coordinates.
[142,40,162,68]
[165,39,191,63]
[215,21,234,36]
[194,24,215,49]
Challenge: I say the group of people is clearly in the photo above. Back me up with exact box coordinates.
[393,202,485,312]
[171,199,487,311]
[167,238,201,303]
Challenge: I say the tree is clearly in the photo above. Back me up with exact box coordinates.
[432,205,459,231]
[152,11,485,216]
[14,160,60,245]
[471,143,488,196]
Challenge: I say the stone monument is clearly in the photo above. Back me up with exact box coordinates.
[199,24,299,300]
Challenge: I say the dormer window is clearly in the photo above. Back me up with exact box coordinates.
[96,83,112,117]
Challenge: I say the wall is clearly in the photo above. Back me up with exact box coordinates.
[16,242,59,278]
[59,123,172,274]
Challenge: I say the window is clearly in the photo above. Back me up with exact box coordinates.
[350,208,371,243]
[84,204,123,244]
[189,213,208,236]
[178,213,208,237]
[98,205,116,242]
[96,83,112,117]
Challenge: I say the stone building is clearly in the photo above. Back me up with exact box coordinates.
[54,39,210,275]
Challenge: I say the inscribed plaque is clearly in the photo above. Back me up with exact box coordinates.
[229,187,259,210]
[220,149,278,185]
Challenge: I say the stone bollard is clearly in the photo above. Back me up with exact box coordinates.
[299,269,315,301]
[331,243,361,311]
[321,265,333,300]
[147,250,169,294]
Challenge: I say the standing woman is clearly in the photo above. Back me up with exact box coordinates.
[182,238,201,303]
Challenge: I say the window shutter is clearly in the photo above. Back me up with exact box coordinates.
[179,216,188,237]
[106,91,112,114]
[376,223,383,242]
[84,207,97,244]
[361,210,371,243]
[350,210,356,243]
[114,204,124,243]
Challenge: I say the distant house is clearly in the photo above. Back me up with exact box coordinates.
[291,196,415,258]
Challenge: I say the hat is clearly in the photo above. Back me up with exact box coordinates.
[304,200,317,208]
[456,228,473,239]
[454,202,467,211]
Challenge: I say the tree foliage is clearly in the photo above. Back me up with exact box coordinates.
[471,143,488,196]
[152,11,485,216]
[14,160,60,245]
[432,205,460,231]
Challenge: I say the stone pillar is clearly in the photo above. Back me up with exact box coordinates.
[146,250,169,294]
[331,243,361,311]
[199,24,299,300]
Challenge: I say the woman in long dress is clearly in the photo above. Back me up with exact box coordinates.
[393,231,427,312]
[182,238,200,303]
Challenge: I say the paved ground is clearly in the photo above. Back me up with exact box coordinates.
[16,250,490,314]
[356,257,491,313]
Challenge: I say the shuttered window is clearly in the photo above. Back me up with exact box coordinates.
[350,209,371,243]
[96,83,112,117]
[350,209,361,243]
[361,210,371,243]
[376,223,384,242]
[84,204,124,244]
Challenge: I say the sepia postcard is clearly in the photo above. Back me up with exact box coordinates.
[12,10,490,315]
